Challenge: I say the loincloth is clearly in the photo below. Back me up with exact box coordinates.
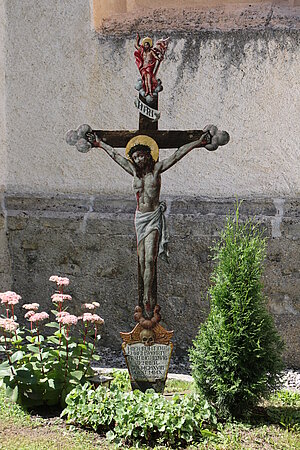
[134,202,169,261]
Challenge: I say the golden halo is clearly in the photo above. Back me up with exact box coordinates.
[141,36,153,47]
[126,135,159,162]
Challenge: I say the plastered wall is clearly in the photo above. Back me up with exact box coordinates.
[0,1,11,288]
[0,0,7,192]
[3,1,300,199]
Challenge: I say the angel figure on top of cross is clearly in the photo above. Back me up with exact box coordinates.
[134,34,169,99]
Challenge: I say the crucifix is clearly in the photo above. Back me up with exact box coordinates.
[66,35,230,392]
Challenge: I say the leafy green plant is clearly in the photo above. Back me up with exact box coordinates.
[189,204,284,418]
[164,378,194,394]
[0,277,104,407]
[266,390,300,431]
[109,369,131,391]
[62,383,217,447]
[273,390,300,408]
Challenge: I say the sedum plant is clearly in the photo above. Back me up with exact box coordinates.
[0,276,104,407]
[189,205,284,418]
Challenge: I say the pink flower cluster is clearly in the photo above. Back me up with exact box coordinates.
[0,317,19,332]
[51,294,72,304]
[56,311,70,320]
[80,313,104,325]
[82,301,100,310]
[58,314,78,326]
[56,311,78,326]
[29,312,49,322]
[49,276,70,287]
[24,310,35,319]
[23,303,39,311]
[0,291,22,305]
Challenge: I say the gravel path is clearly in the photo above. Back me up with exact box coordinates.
[279,369,300,392]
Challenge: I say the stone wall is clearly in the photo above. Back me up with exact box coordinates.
[4,193,300,367]
[0,1,299,368]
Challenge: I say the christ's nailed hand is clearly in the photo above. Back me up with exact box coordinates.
[86,132,97,144]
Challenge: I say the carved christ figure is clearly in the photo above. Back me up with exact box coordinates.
[134,34,169,97]
[86,128,229,318]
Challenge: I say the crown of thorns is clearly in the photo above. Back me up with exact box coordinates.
[128,144,152,159]
[126,135,159,161]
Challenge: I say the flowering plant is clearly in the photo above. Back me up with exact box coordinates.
[0,277,104,407]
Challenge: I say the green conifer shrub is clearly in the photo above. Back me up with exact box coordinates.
[189,206,284,418]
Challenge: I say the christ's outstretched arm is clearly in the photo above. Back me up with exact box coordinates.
[86,132,134,176]
[157,131,210,173]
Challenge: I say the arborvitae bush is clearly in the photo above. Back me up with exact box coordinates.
[189,206,284,418]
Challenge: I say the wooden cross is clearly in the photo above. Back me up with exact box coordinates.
[65,32,230,326]
[66,97,228,322]
[92,94,206,313]
[66,38,230,393]
[94,96,205,149]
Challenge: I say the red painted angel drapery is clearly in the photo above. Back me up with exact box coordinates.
[134,34,169,97]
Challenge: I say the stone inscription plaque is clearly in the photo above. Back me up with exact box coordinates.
[123,342,173,392]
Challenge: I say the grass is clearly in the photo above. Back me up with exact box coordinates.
[164,378,194,394]
[0,386,109,450]
[0,378,299,449]
[191,390,300,450]
[191,423,300,450]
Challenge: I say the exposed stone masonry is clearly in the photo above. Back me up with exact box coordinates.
[2,193,299,367]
